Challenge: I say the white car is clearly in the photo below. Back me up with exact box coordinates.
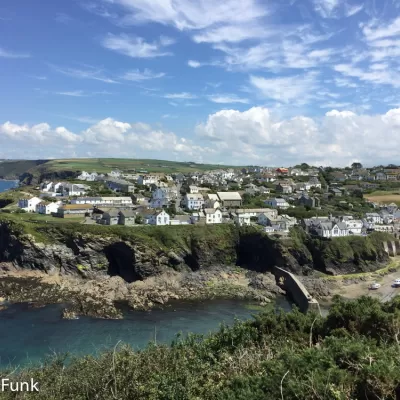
[394,279,400,287]
[369,282,381,290]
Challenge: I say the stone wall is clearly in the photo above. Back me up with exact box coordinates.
[383,240,400,257]
[274,266,321,314]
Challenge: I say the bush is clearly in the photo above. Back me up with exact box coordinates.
[1,297,400,399]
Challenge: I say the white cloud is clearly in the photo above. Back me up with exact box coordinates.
[249,72,319,104]
[192,24,270,43]
[207,94,250,104]
[102,34,175,58]
[110,0,268,31]
[325,110,356,117]
[313,0,340,18]
[320,102,352,109]
[55,90,88,97]
[50,65,118,83]
[344,3,363,17]
[121,69,165,81]
[0,121,81,143]
[2,108,400,165]
[362,16,400,41]
[0,118,214,161]
[164,92,198,99]
[195,106,400,166]
[0,47,30,58]
[188,60,201,68]
[334,63,400,87]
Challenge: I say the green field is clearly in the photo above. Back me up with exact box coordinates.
[39,158,238,174]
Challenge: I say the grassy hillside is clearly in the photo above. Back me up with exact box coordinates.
[0,211,239,251]
[0,160,48,179]
[28,158,239,176]
[1,296,399,399]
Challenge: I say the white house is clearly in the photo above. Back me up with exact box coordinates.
[63,183,88,196]
[110,170,122,178]
[344,219,363,235]
[71,197,133,206]
[77,171,90,180]
[374,224,395,233]
[203,208,223,224]
[233,212,251,226]
[138,175,159,186]
[53,182,63,192]
[189,185,199,194]
[258,210,280,226]
[237,208,277,219]
[77,171,98,181]
[72,197,102,205]
[36,201,61,215]
[144,210,170,226]
[183,193,204,210]
[150,187,178,208]
[204,194,221,209]
[18,197,42,212]
[264,198,290,209]
[41,182,53,192]
[365,213,383,224]
[315,221,349,238]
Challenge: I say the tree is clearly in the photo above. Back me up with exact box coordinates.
[351,162,363,170]
[134,215,143,224]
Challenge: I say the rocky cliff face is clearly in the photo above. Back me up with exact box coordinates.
[0,222,392,282]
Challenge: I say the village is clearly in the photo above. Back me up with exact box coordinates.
[12,163,400,238]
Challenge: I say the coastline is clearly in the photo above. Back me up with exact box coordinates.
[0,265,285,319]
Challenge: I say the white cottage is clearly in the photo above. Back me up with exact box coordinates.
[18,197,42,212]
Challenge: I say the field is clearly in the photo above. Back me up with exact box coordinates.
[40,158,237,174]
[364,190,400,206]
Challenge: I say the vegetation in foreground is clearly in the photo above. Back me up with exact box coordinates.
[1,296,399,400]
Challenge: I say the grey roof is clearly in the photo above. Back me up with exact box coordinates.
[336,222,348,230]
[119,210,136,217]
[104,209,119,218]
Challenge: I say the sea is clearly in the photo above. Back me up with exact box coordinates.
[0,180,18,193]
[0,299,292,368]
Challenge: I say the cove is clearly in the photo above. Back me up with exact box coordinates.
[0,297,291,369]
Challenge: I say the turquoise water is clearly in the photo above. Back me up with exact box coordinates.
[0,180,18,193]
[0,298,292,368]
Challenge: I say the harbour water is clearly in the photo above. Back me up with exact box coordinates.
[0,180,293,369]
[0,298,292,368]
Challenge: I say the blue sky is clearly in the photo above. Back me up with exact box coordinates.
[0,0,400,166]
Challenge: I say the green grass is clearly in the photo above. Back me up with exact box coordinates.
[0,214,239,256]
[32,158,240,175]
[366,190,400,196]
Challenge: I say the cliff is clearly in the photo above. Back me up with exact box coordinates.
[0,160,48,180]
[0,217,392,280]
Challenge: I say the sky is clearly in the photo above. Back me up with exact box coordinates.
[0,0,400,167]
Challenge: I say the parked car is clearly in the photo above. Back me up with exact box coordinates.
[394,279,400,287]
[369,282,381,290]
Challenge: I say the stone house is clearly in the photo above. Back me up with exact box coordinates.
[216,192,242,208]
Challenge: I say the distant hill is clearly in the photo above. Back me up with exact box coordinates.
[0,158,240,184]
[0,160,49,180]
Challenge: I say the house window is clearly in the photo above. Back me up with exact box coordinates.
[334,229,339,234]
